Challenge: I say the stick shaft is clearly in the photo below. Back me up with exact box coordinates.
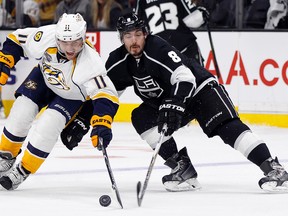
[100,138,123,209]
[137,124,167,206]
[206,22,222,80]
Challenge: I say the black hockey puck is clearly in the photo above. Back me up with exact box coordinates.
[99,195,111,207]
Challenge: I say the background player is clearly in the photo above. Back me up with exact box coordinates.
[134,0,209,65]
[0,13,119,190]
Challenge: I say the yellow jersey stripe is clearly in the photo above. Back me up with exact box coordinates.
[91,92,119,104]
[7,33,21,45]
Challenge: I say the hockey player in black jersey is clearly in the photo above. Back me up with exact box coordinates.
[61,13,288,192]
[134,0,210,65]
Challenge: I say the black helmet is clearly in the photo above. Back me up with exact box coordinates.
[116,12,149,40]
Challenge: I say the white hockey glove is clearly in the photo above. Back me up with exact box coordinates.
[184,6,210,28]
[197,6,210,23]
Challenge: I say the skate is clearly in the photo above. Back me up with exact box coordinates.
[259,157,288,192]
[162,147,201,192]
[0,163,30,190]
[0,152,16,178]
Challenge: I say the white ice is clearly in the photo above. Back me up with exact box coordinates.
[0,120,288,216]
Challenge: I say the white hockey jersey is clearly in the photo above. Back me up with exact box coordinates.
[6,24,118,104]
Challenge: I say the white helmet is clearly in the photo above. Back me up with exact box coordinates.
[56,13,87,41]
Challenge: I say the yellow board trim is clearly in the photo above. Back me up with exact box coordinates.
[238,113,288,128]
[3,100,288,127]
[2,100,14,118]
[113,103,139,122]
[114,103,288,128]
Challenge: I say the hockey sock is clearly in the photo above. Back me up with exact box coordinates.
[247,143,272,167]
[158,137,178,160]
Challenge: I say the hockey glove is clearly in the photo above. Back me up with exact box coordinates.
[90,115,113,150]
[197,6,210,23]
[157,98,185,136]
[0,51,14,85]
[61,116,90,150]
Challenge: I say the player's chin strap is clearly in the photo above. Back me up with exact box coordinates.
[136,123,167,207]
[98,137,123,209]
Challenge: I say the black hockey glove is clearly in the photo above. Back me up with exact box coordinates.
[157,98,185,136]
[197,6,210,23]
[61,116,90,150]
[90,115,113,150]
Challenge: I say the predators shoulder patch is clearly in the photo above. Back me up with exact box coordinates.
[34,31,43,42]
[24,80,37,90]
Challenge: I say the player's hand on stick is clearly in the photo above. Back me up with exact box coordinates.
[90,114,113,150]
[197,6,210,23]
[0,51,14,85]
[157,98,185,136]
[61,116,90,150]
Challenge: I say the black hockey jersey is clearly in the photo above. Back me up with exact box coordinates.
[134,0,198,53]
[106,35,214,104]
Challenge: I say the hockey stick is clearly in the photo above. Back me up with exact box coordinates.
[206,21,222,80]
[99,138,123,209]
[136,124,167,207]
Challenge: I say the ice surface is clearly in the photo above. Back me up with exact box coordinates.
[0,120,287,216]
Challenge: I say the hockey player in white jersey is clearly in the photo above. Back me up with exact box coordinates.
[0,13,119,190]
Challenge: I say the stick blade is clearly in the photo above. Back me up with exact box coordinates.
[115,187,124,209]
[136,181,142,207]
